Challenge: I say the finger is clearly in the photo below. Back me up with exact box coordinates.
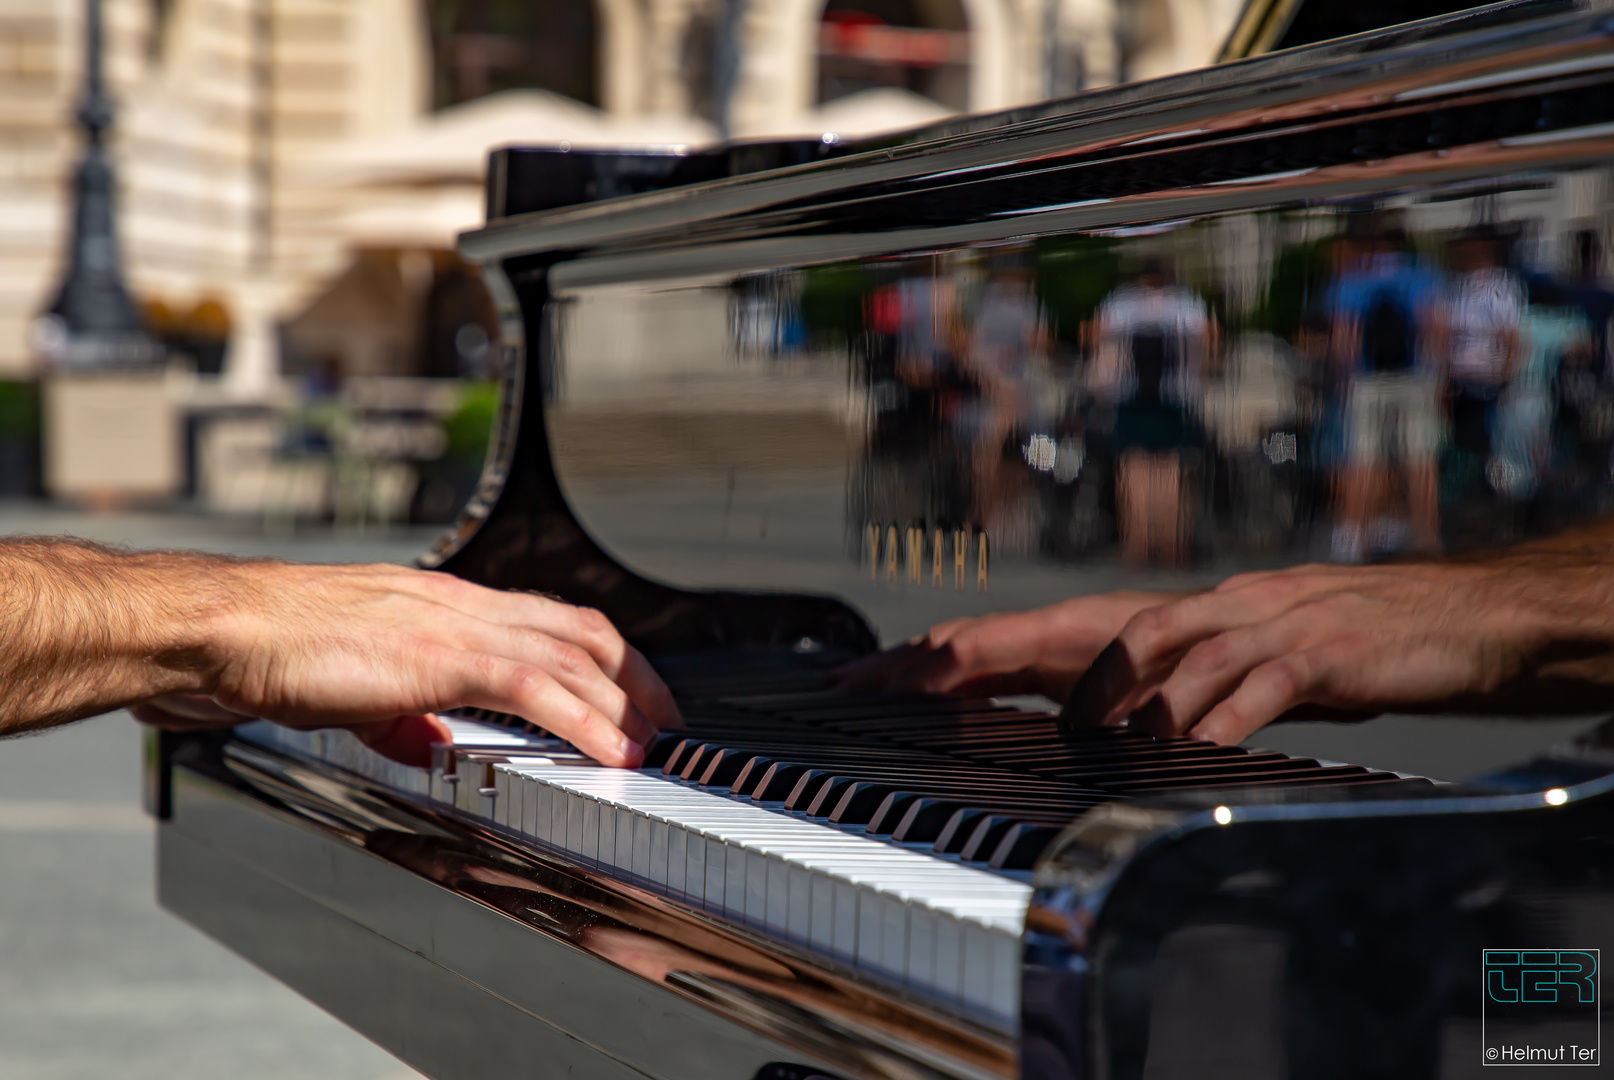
[382,574,683,730]
[1067,586,1313,726]
[484,597,681,731]
[454,620,661,746]
[455,654,650,767]
[829,642,935,695]
[1060,639,1149,728]
[1147,616,1318,737]
[352,714,452,767]
[1188,652,1324,745]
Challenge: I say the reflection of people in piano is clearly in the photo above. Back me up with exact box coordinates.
[1492,279,1591,501]
[1439,228,1524,495]
[0,539,681,766]
[835,514,1614,746]
[1086,258,1216,566]
[1328,226,1443,561]
[957,251,1052,550]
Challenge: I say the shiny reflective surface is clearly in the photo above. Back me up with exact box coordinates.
[438,1,1614,653]
[1024,734,1614,1079]
[160,6,1614,1080]
[162,736,1014,1080]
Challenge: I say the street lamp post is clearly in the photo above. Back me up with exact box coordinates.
[39,0,159,369]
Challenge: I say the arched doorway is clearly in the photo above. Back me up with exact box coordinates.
[424,0,597,108]
[816,0,970,112]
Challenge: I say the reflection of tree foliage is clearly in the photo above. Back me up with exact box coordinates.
[799,262,870,348]
[1032,234,1121,344]
[1246,235,1334,340]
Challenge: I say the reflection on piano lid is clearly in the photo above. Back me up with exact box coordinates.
[155,2,1614,1078]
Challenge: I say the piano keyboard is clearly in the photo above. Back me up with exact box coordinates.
[239,693,1423,1030]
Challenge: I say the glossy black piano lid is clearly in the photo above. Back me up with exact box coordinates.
[438,0,1614,670]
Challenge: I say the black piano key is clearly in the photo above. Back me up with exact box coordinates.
[934,808,991,854]
[660,739,703,776]
[827,782,904,826]
[784,769,838,811]
[644,733,682,769]
[892,798,971,842]
[865,791,923,834]
[749,761,813,801]
[678,745,716,781]
[696,749,764,789]
[988,824,1063,871]
[958,815,1020,862]
[805,776,860,817]
[727,755,779,796]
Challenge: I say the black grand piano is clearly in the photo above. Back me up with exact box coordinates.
[151,3,1614,1077]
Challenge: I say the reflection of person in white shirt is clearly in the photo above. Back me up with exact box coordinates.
[1089,259,1217,565]
[1440,231,1523,464]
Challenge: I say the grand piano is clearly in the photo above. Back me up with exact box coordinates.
[151,3,1614,1077]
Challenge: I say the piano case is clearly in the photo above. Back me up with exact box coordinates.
[154,3,1614,1076]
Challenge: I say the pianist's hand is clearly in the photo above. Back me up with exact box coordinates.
[0,539,680,768]
[1061,561,1572,743]
[830,591,1174,701]
[168,562,682,767]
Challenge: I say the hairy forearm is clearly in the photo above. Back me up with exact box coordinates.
[0,539,239,735]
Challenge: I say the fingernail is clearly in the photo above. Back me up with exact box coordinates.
[617,734,645,768]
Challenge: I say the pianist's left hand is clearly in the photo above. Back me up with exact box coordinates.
[0,540,682,768]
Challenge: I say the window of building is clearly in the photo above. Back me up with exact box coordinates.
[425,0,597,109]
[817,0,970,112]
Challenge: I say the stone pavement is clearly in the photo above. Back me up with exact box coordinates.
[0,504,435,1080]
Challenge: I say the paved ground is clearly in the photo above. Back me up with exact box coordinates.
[0,504,436,1080]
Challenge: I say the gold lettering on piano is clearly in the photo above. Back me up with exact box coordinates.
[857,521,987,593]
[953,528,968,590]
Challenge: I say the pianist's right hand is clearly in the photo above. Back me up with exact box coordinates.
[0,539,682,768]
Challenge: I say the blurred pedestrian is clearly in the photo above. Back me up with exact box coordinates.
[1088,258,1216,566]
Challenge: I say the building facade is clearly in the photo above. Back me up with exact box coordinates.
[0,0,1240,382]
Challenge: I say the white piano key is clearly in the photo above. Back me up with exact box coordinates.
[565,789,585,853]
[581,792,601,862]
[492,768,510,828]
[551,783,569,847]
[648,817,671,889]
[480,762,1034,1025]
[666,822,687,899]
[765,852,791,934]
[614,803,635,873]
[686,826,707,907]
[631,810,652,880]
[703,836,726,912]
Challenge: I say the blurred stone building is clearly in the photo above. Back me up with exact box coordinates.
[0,0,1243,384]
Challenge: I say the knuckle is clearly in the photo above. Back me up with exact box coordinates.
[506,664,551,702]
[1182,637,1231,674]
[549,641,592,679]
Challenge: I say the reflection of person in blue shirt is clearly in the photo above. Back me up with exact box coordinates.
[1329,228,1443,561]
